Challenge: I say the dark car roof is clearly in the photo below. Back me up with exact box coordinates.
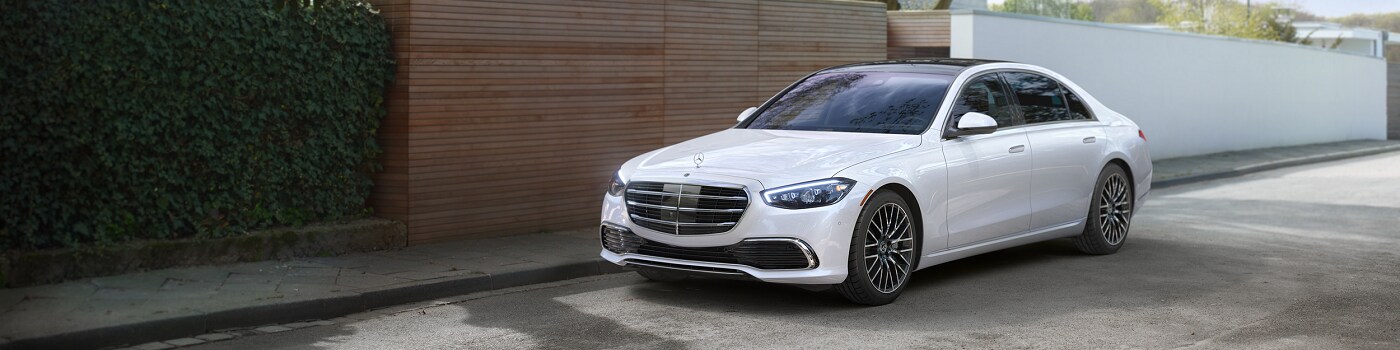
[821,58,1012,76]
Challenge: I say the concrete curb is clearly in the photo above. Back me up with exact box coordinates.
[0,260,628,350]
[1153,144,1400,189]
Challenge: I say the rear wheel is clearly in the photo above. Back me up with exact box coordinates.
[1074,163,1133,255]
[835,191,918,306]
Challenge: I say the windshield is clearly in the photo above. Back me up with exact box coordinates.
[740,71,951,135]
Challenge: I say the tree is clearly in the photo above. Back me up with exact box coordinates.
[870,0,901,10]
[868,0,956,10]
[891,0,956,10]
[991,0,1095,21]
[1155,0,1303,43]
[1090,0,1163,23]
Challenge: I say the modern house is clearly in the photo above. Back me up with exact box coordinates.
[1293,21,1398,58]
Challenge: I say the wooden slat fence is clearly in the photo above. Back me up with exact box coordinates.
[368,0,888,244]
[886,10,951,59]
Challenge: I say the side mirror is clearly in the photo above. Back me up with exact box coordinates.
[947,112,998,138]
[737,107,758,122]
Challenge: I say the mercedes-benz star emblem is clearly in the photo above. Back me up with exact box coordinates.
[693,152,704,168]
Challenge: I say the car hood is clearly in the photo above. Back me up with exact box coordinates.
[631,129,921,188]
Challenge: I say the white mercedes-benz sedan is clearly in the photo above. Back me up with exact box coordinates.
[599,59,1152,305]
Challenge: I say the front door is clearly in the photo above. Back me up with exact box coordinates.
[941,73,1033,247]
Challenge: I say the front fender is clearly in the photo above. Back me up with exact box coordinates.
[834,145,951,256]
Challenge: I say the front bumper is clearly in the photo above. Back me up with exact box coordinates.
[599,172,867,284]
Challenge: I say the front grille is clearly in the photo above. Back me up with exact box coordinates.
[624,181,748,235]
[601,224,815,270]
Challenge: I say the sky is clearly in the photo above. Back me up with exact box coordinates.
[983,0,1400,18]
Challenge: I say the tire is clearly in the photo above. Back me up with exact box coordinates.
[635,268,687,282]
[1074,163,1134,255]
[835,191,919,306]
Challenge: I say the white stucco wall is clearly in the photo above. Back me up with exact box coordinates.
[950,11,1388,159]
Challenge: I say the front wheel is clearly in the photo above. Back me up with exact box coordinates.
[1074,163,1134,255]
[835,191,918,306]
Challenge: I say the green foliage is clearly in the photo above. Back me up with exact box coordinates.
[1090,0,1163,23]
[992,0,1095,21]
[890,0,955,11]
[1155,0,1303,43]
[867,0,902,11]
[1333,11,1400,32]
[0,0,395,250]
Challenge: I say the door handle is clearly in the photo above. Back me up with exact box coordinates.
[1009,145,1026,153]
[1082,136,1097,144]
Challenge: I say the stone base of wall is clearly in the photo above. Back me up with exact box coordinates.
[1,218,406,288]
[1388,63,1399,140]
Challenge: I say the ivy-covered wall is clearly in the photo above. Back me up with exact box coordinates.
[0,0,396,250]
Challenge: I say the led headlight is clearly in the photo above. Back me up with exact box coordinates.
[607,173,626,197]
[761,178,857,209]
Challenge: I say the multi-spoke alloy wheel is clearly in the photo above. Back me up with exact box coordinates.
[864,203,915,293]
[1074,164,1133,255]
[836,191,918,305]
[1099,173,1132,245]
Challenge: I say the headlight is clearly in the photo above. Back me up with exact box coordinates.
[761,178,856,209]
[607,173,627,197]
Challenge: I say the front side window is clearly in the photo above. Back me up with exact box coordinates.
[1003,72,1070,124]
[741,71,952,135]
[949,74,1018,128]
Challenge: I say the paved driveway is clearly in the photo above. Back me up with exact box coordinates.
[194,153,1400,350]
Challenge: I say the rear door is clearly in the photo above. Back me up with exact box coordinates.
[1002,71,1106,229]
[942,72,1034,247]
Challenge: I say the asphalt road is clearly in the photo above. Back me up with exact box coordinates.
[194,153,1400,350]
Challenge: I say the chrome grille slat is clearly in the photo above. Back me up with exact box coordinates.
[624,181,748,235]
[629,214,736,227]
[625,189,746,201]
[626,201,745,213]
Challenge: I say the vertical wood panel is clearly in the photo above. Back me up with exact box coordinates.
[759,0,888,95]
[662,0,760,144]
[886,10,951,59]
[368,0,888,244]
[369,0,413,223]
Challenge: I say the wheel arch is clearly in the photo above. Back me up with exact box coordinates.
[870,182,924,264]
[1102,157,1137,211]
[1105,157,1133,187]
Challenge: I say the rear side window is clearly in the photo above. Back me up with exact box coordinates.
[1003,72,1069,124]
[949,74,1018,127]
[1062,85,1093,120]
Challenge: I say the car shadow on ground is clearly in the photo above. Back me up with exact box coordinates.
[617,230,1258,332]
[455,288,688,349]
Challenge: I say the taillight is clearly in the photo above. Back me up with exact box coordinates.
[1138,130,1147,141]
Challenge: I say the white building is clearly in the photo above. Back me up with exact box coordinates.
[1293,22,1397,58]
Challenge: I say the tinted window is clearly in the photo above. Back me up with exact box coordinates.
[949,74,1017,128]
[742,72,951,135]
[1063,85,1093,120]
[1003,72,1069,124]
